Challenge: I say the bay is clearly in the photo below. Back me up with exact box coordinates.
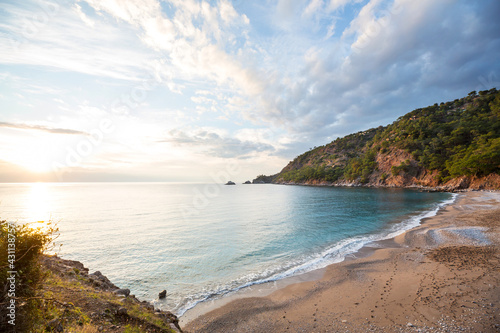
[0,182,453,315]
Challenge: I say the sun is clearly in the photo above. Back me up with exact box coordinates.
[24,183,52,224]
[10,141,60,174]
[16,157,55,174]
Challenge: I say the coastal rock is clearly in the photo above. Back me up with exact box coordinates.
[89,271,118,290]
[158,310,178,322]
[41,256,89,276]
[141,301,155,311]
[159,289,167,299]
[225,181,236,185]
[243,180,251,184]
[114,288,130,297]
[90,279,102,288]
[40,255,183,332]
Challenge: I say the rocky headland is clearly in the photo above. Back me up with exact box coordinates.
[37,255,183,333]
[253,89,500,192]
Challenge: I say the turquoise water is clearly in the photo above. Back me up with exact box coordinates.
[0,183,454,315]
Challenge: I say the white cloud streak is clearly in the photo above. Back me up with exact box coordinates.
[0,0,155,81]
[0,121,89,135]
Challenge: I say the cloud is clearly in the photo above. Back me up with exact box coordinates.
[81,0,258,94]
[339,0,500,94]
[326,0,360,12]
[0,121,89,135]
[0,0,156,81]
[165,128,276,158]
[238,0,500,142]
[303,0,324,18]
[74,3,95,28]
[1,0,499,181]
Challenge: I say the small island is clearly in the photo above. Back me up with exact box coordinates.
[224,181,235,185]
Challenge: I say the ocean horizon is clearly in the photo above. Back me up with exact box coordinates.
[0,182,454,316]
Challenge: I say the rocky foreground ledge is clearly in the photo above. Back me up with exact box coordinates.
[39,255,182,332]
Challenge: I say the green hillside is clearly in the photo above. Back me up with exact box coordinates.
[255,88,500,189]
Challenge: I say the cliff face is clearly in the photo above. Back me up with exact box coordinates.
[255,89,500,191]
[358,149,500,190]
[273,149,500,191]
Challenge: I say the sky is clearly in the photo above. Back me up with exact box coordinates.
[0,0,499,183]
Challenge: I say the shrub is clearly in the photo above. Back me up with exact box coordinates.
[0,220,59,331]
[381,173,388,182]
[391,159,411,176]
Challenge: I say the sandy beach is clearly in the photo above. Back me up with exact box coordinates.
[183,191,500,332]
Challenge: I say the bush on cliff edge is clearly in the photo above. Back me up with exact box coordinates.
[0,219,59,331]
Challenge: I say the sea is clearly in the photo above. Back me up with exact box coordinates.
[0,182,455,316]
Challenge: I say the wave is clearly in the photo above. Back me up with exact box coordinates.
[174,193,458,317]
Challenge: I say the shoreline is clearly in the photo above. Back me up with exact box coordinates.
[264,180,499,193]
[179,238,404,327]
[179,192,456,325]
[184,191,500,332]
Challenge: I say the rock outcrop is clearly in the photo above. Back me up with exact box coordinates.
[39,255,183,332]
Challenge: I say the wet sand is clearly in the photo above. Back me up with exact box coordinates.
[183,191,500,332]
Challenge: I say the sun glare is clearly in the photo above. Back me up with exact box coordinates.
[17,154,56,174]
[24,183,52,226]
[8,135,63,174]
